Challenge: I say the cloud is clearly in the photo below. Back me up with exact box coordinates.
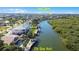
[6,8,29,13]
[1,8,52,14]
[14,9,26,13]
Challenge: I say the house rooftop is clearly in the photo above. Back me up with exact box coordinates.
[1,35,19,45]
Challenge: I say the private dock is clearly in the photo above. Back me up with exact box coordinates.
[24,39,37,51]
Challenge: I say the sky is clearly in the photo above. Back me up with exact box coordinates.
[0,7,79,14]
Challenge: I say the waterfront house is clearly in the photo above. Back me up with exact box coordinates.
[12,23,30,35]
[1,35,19,45]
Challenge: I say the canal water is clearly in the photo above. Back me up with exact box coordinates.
[33,20,68,51]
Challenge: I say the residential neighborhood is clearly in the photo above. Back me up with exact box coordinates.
[0,13,42,51]
[1,7,79,51]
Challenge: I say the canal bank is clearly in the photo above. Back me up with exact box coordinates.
[33,20,68,51]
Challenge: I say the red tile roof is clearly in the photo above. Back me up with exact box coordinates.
[1,35,18,45]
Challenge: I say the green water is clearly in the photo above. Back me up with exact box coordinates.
[33,20,68,51]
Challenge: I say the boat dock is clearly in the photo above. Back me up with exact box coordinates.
[24,39,37,51]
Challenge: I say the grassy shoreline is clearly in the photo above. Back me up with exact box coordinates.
[49,18,79,51]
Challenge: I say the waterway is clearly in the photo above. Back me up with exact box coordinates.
[33,20,68,51]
